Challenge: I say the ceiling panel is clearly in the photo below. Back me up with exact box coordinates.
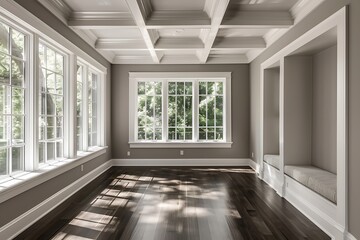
[217,28,270,37]
[227,0,298,11]
[150,0,206,11]
[64,0,129,12]
[91,29,143,39]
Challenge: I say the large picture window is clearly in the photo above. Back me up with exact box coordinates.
[129,72,232,148]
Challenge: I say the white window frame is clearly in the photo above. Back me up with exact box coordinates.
[0,1,108,201]
[129,72,232,148]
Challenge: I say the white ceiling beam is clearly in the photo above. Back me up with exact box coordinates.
[125,0,161,63]
[221,11,294,28]
[199,0,230,63]
[213,37,266,49]
[95,39,148,50]
[68,12,136,29]
[155,38,204,50]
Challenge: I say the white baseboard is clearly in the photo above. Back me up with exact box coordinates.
[112,158,253,167]
[0,161,112,240]
[248,159,260,173]
[283,175,344,240]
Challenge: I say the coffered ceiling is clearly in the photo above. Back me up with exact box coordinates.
[39,0,324,64]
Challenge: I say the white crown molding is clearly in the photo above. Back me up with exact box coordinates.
[345,232,358,240]
[38,0,71,24]
[138,0,153,20]
[112,55,155,64]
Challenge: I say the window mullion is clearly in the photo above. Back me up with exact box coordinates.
[163,80,168,142]
[63,54,76,158]
[26,34,38,171]
[193,80,198,142]
[82,66,89,151]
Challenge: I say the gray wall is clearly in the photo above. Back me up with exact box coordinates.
[0,0,112,229]
[263,68,280,155]
[112,64,249,159]
[250,0,360,237]
[283,56,313,166]
[312,45,337,174]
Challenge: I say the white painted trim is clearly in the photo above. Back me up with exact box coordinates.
[112,158,253,167]
[0,148,108,204]
[129,142,233,148]
[345,232,358,240]
[284,175,344,240]
[0,159,112,240]
[248,159,260,173]
[128,72,232,146]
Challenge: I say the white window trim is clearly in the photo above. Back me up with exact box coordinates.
[129,72,232,148]
[0,2,108,185]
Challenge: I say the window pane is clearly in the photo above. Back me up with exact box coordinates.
[176,96,184,127]
[155,81,162,95]
[176,82,184,95]
[47,71,56,94]
[215,82,223,95]
[177,128,184,140]
[11,29,25,59]
[138,82,145,95]
[168,82,176,95]
[168,96,176,127]
[185,82,192,95]
[46,48,55,71]
[207,96,215,127]
[0,148,8,175]
[12,87,24,115]
[12,115,24,144]
[155,128,162,140]
[216,96,223,126]
[199,96,206,127]
[138,127,145,140]
[168,128,175,140]
[12,146,23,172]
[56,141,63,159]
[145,127,153,140]
[155,96,162,128]
[46,94,55,115]
[56,75,63,95]
[56,96,63,115]
[207,82,215,95]
[39,142,45,164]
[145,82,154,95]
[207,127,215,140]
[0,54,10,85]
[0,115,7,147]
[0,23,10,54]
[216,128,223,140]
[11,59,24,87]
[199,128,206,140]
[55,53,63,74]
[185,128,192,140]
[199,82,206,95]
[185,96,192,127]
[47,142,55,161]
[0,86,9,114]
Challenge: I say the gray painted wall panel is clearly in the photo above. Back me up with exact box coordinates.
[111,64,249,159]
[264,68,280,155]
[283,56,313,166]
[250,0,359,237]
[311,45,337,174]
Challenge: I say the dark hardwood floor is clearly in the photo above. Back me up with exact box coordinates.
[16,167,330,240]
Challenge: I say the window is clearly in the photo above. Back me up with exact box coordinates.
[38,42,64,163]
[129,72,232,148]
[0,21,26,176]
[76,62,101,152]
[0,5,107,193]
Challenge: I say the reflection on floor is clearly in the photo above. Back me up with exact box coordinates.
[20,167,330,240]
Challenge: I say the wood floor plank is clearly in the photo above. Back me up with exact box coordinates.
[16,167,330,240]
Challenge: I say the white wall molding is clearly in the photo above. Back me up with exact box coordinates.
[112,158,253,167]
[0,160,112,240]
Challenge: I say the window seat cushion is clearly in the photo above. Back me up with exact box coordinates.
[264,154,280,170]
[284,165,337,203]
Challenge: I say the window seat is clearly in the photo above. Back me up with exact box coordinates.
[284,165,337,203]
[264,155,280,170]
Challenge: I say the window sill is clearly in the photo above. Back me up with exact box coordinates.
[129,142,233,148]
[0,146,108,204]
